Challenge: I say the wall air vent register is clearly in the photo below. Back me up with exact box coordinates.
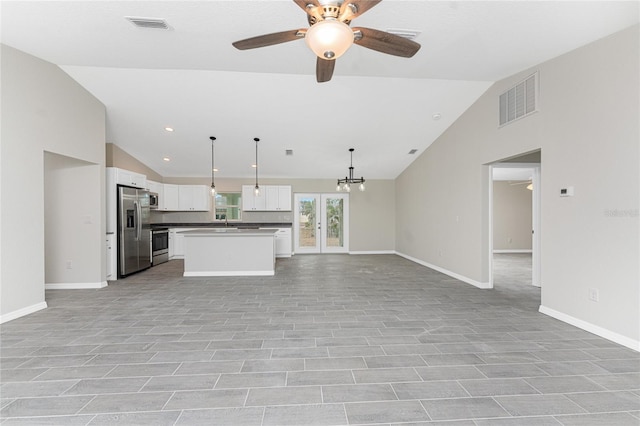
[125,17,171,30]
[499,72,538,126]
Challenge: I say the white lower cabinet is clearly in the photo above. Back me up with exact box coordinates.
[169,228,197,259]
[262,228,292,257]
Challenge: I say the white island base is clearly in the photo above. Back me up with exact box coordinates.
[181,229,277,277]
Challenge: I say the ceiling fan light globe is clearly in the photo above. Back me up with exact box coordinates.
[305,19,353,60]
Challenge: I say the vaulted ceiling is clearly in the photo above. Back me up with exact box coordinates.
[2,1,637,179]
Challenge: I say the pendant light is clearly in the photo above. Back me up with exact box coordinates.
[209,136,216,195]
[336,148,365,192]
[253,137,260,196]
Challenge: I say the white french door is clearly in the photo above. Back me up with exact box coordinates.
[294,193,349,254]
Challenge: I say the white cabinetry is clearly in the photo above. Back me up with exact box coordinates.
[163,184,180,211]
[242,185,266,211]
[179,185,210,211]
[262,227,292,257]
[114,168,147,189]
[169,228,198,259]
[147,179,163,197]
[242,185,291,211]
[277,186,292,211]
[161,184,209,211]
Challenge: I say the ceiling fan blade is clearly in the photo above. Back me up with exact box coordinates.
[340,0,382,21]
[232,29,305,50]
[353,27,421,58]
[316,58,335,83]
[293,0,319,14]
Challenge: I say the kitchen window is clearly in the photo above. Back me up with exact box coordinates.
[214,192,242,221]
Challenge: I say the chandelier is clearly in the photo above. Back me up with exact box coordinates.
[336,148,365,192]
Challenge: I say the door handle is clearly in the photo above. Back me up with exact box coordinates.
[134,201,140,241]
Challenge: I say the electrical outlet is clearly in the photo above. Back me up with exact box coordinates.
[507,237,512,244]
[438,249,442,257]
[66,260,73,269]
[588,288,599,302]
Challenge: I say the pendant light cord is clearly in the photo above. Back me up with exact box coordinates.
[254,137,260,192]
[209,136,216,193]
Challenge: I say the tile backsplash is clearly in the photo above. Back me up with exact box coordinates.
[152,210,292,224]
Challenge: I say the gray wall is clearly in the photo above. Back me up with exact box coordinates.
[396,25,639,346]
[1,45,106,321]
[493,181,532,251]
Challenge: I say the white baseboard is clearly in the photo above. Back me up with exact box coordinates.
[349,250,396,255]
[539,305,640,352]
[184,271,274,277]
[0,301,48,324]
[45,281,108,290]
[493,249,533,254]
[395,251,491,289]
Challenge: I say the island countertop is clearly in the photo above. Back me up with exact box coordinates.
[179,229,278,237]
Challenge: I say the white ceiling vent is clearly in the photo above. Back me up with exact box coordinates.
[125,17,171,30]
[499,72,537,126]
[408,149,418,155]
[385,29,421,40]
[285,149,294,156]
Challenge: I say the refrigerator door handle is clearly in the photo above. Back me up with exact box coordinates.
[133,201,139,241]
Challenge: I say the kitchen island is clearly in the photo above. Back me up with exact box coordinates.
[181,228,278,277]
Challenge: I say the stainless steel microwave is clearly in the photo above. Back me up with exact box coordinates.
[149,192,159,209]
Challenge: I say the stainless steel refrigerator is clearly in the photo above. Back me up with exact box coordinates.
[118,186,151,277]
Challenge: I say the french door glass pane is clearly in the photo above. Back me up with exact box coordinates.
[297,197,317,248]
[324,197,344,248]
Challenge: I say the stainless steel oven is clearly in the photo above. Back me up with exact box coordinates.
[151,228,169,265]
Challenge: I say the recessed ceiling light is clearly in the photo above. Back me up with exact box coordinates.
[163,157,171,162]
[432,113,441,120]
[164,127,174,132]
[213,168,219,172]
[251,164,257,168]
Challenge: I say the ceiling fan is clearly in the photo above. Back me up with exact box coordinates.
[232,0,421,83]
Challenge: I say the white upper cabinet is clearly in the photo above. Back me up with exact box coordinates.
[265,186,279,211]
[147,180,163,195]
[114,168,146,189]
[242,185,291,211]
[242,185,265,211]
[163,184,180,211]
[277,186,292,211]
[179,185,210,211]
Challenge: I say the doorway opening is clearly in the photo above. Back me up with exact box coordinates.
[293,193,349,254]
[489,151,541,298]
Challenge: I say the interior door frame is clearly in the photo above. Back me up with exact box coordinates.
[488,162,541,288]
[293,193,349,254]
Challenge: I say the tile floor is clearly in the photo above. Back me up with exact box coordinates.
[1,254,638,425]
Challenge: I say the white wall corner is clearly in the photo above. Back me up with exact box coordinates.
[539,305,640,352]
[395,251,492,289]
[0,302,48,324]
[45,281,108,290]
